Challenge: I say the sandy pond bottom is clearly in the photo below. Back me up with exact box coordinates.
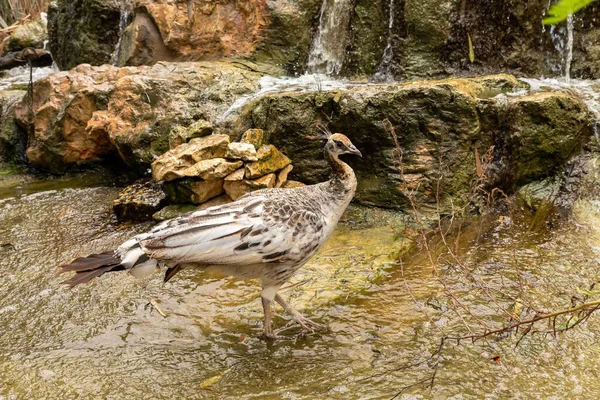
[2,178,600,399]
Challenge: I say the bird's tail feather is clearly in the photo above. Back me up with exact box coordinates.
[57,251,125,287]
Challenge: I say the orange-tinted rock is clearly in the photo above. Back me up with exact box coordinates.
[14,62,263,173]
[244,144,291,179]
[135,0,269,61]
[151,135,230,182]
[224,173,276,200]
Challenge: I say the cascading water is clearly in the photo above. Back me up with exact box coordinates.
[548,10,575,82]
[307,0,354,76]
[565,14,574,83]
[111,2,133,66]
[374,0,396,81]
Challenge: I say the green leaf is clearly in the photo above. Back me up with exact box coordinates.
[543,0,597,25]
[468,34,475,63]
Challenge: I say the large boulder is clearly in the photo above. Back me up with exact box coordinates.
[231,74,591,209]
[47,0,130,70]
[13,61,264,173]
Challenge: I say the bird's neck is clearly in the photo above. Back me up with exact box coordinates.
[325,150,357,197]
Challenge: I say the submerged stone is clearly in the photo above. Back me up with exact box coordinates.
[113,179,167,222]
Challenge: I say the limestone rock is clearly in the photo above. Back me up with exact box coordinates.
[182,158,243,180]
[276,164,293,188]
[224,173,276,200]
[169,120,213,149]
[225,142,258,161]
[162,178,224,204]
[225,168,245,182]
[151,134,230,181]
[240,129,266,149]
[113,179,167,222]
[244,145,291,179]
[14,62,263,173]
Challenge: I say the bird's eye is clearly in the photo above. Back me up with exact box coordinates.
[333,139,343,147]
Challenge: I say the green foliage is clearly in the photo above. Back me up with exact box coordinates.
[543,0,597,25]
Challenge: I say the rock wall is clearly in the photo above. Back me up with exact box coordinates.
[46,0,600,79]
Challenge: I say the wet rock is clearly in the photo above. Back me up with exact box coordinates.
[233,74,588,210]
[163,178,224,204]
[276,164,293,188]
[169,120,214,149]
[113,179,167,222]
[224,168,245,182]
[240,128,266,149]
[113,11,170,67]
[516,179,560,211]
[224,173,276,200]
[244,145,291,179]
[47,0,126,70]
[0,90,26,164]
[151,134,231,182]
[498,92,591,188]
[225,142,258,161]
[4,17,48,54]
[14,62,262,173]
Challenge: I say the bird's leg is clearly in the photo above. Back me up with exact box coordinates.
[274,293,325,333]
[261,297,277,340]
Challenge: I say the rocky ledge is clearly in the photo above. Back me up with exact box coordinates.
[2,70,593,212]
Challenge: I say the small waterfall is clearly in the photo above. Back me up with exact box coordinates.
[111,3,132,66]
[374,0,396,81]
[565,14,574,83]
[548,10,575,82]
[307,0,353,76]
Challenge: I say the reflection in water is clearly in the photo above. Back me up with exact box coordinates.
[1,180,600,398]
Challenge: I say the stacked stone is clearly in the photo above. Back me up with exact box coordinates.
[152,129,294,204]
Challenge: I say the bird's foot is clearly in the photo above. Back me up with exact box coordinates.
[292,314,325,333]
[261,330,294,341]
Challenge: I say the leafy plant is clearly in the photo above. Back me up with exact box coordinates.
[543,0,597,25]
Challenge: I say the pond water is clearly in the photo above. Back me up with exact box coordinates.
[2,175,600,399]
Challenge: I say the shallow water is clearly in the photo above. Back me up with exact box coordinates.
[2,178,600,399]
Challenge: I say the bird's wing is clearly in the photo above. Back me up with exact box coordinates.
[136,192,325,266]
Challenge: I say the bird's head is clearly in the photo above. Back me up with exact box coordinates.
[325,133,362,158]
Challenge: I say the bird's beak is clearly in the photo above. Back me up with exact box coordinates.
[349,145,362,157]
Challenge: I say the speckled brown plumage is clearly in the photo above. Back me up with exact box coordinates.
[58,133,362,339]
